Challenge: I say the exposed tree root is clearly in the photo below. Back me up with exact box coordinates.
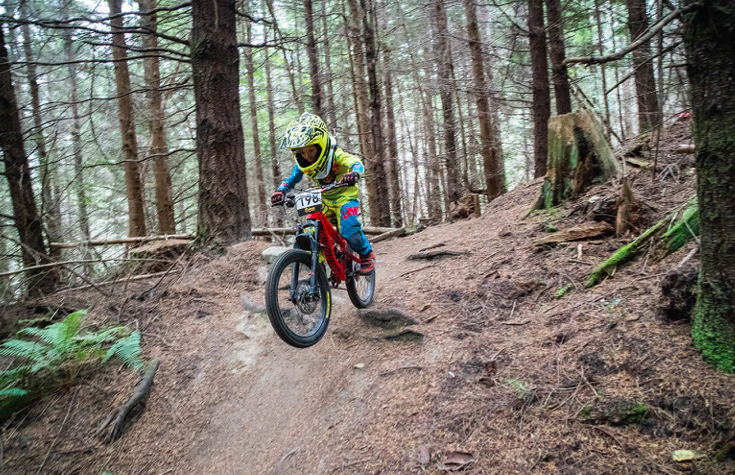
[100,359,160,443]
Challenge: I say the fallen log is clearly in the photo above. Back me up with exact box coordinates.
[51,227,403,248]
[55,271,172,294]
[675,144,695,154]
[624,157,651,169]
[252,226,398,236]
[370,226,406,244]
[51,233,194,249]
[534,221,613,246]
[586,198,698,287]
[406,249,469,261]
[102,359,160,443]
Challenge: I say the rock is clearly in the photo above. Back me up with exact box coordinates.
[261,246,291,265]
[357,307,419,329]
[241,293,266,314]
[256,266,269,284]
[380,328,424,342]
[354,363,365,369]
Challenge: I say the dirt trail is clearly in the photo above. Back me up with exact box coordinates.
[171,222,481,474]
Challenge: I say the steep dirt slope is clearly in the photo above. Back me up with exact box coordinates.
[4,125,735,474]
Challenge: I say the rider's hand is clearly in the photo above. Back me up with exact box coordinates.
[340,172,359,186]
[270,190,285,205]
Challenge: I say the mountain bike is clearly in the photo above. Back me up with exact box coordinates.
[266,182,376,348]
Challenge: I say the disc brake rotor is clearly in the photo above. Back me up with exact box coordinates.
[294,279,319,315]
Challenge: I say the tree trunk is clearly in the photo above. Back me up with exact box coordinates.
[191,0,252,244]
[304,0,322,116]
[20,0,61,258]
[464,0,504,200]
[0,26,56,295]
[453,71,469,191]
[395,1,441,221]
[593,0,612,142]
[63,31,90,241]
[382,48,403,228]
[321,0,338,128]
[528,0,552,178]
[608,3,628,142]
[626,0,660,133]
[478,3,506,189]
[137,0,175,234]
[431,0,461,206]
[108,0,147,237]
[684,0,735,372]
[534,110,622,210]
[360,0,392,227]
[464,96,480,188]
[545,0,572,115]
[244,20,267,225]
[346,0,380,226]
[265,0,304,114]
[264,26,282,227]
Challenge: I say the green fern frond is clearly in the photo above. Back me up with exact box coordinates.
[77,326,128,347]
[103,332,142,370]
[0,365,32,384]
[0,388,27,398]
[61,310,87,337]
[0,340,48,363]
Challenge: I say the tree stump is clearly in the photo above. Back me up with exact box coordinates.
[615,176,642,237]
[533,109,622,210]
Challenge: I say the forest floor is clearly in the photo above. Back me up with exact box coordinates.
[3,120,735,474]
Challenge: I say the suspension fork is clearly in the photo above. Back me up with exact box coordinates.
[308,221,321,295]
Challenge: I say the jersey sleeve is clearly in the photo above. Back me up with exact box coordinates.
[335,149,365,176]
[277,164,303,192]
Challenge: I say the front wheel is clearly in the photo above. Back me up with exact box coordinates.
[347,266,375,308]
[265,250,332,348]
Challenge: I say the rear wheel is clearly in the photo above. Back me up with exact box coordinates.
[347,265,375,308]
[265,250,332,348]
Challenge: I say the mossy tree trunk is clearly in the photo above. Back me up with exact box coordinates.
[534,109,622,210]
[683,0,735,372]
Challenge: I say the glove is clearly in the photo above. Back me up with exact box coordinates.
[270,190,285,205]
[340,172,359,186]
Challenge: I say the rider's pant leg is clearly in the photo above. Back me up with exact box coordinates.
[338,200,371,255]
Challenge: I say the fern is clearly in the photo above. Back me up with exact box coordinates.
[0,340,48,363]
[0,388,27,398]
[103,332,143,370]
[0,310,146,419]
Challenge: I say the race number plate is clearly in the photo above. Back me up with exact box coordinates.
[295,190,323,216]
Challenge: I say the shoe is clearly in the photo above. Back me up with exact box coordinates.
[359,251,375,275]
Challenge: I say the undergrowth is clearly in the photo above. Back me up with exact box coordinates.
[0,309,143,419]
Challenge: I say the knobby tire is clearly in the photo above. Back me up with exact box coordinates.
[265,250,332,348]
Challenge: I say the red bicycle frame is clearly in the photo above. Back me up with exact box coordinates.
[306,209,361,283]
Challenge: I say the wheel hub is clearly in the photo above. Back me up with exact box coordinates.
[294,280,319,315]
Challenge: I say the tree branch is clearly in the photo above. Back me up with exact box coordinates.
[564,3,697,65]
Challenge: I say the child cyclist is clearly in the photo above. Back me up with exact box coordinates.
[270,112,376,275]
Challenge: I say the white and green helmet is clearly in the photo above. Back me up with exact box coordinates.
[281,112,336,180]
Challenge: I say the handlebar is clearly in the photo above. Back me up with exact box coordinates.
[271,181,351,207]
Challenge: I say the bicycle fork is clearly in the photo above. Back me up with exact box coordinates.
[290,221,322,302]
